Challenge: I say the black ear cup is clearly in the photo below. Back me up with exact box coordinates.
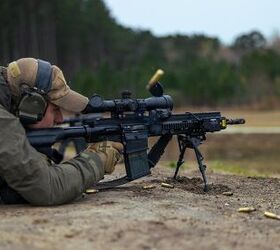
[17,59,52,124]
[18,90,48,124]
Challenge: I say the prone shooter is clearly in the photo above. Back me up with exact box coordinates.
[27,69,245,192]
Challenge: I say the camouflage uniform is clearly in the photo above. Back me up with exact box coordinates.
[0,68,104,205]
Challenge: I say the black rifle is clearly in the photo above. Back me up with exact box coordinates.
[27,90,244,191]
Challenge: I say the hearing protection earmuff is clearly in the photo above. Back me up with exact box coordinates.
[17,59,53,125]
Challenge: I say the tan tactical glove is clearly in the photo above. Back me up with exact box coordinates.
[87,141,123,174]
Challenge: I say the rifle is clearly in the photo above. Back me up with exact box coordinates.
[26,70,245,191]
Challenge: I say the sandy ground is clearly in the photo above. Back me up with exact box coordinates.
[0,165,279,250]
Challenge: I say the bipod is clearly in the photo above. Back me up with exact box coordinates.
[173,134,208,192]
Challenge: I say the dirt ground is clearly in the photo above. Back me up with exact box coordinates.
[0,165,279,250]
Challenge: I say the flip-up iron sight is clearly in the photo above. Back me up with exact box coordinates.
[82,69,173,114]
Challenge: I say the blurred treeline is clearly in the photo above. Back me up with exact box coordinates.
[1,0,280,107]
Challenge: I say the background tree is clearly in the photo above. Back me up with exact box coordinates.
[232,30,266,52]
[0,0,280,108]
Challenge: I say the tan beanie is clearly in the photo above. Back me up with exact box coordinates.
[7,58,88,113]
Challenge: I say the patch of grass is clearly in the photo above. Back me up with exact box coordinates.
[167,161,177,169]
[166,161,193,170]
[208,161,271,177]
[165,160,277,177]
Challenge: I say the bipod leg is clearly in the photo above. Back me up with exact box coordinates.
[173,135,188,179]
[192,143,208,192]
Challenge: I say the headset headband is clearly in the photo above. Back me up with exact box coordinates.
[35,59,52,93]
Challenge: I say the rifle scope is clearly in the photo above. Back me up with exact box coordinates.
[83,93,173,114]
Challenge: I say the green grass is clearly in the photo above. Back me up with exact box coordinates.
[208,161,270,177]
[167,161,179,169]
[165,160,277,177]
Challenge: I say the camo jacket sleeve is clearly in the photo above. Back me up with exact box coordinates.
[0,104,104,205]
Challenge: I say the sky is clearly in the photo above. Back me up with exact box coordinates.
[103,0,279,45]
